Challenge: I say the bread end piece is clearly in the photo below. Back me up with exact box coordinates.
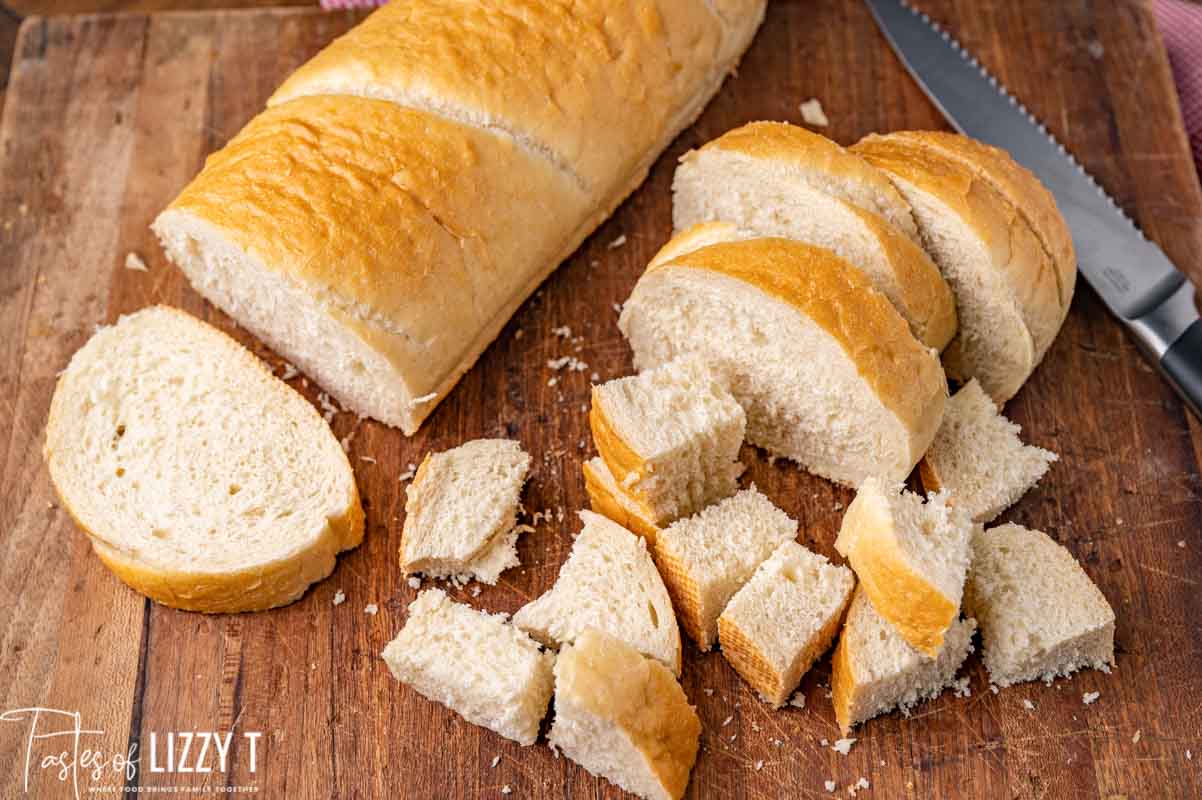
[835,478,972,657]
[718,541,855,706]
[549,629,700,800]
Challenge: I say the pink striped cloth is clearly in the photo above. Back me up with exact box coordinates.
[1156,0,1202,176]
[314,0,1202,175]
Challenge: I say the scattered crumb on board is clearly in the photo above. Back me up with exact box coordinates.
[332,590,346,606]
[800,98,829,127]
[124,252,149,272]
[1082,691,1100,705]
[608,234,627,249]
[364,604,378,615]
[832,738,856,755]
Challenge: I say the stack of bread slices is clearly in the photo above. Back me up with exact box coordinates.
[375,124,1116,800]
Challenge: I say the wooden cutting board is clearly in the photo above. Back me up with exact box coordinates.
[2,2,1201,798]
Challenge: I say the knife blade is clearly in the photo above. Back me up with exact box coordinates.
[864,0,1202,418]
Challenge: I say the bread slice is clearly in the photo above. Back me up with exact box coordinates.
[834,477,973,656]
[549,629,701,800]
[43,306,363,613]
[964,524,1115,687]
[590,355,745,526]
[653,487,797,650]
[883,130,1076,321]
[582,456,661,544]
[852,134,1061,403]
[381,588,554,745]
[513,511,681,673]
[718,541,855,706]
[673,122,957,350]
[401,439,531,584]
[920,379,1058,523]
[831,588,976,733]
[619,234,947,487]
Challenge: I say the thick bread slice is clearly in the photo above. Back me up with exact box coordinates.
[381,588,554,745]
[885,130,1076,316]
[401,439,531,584]
[619,234,947,486]
[653,487,797,651]
[44,306,363,613]
[268,0,764,197]
[718,541,855,707]
[590,356,745,526]
[155,96,592,435]
[673,123,956,350]
[920,379,1058,522]
[834,478,973,656]
[831,588,976,734]
[582,456,661,544]
[853,134,1060,402]
[513,511,681,673]
[678,121,920,241]
[549,629,701,800]
[964,524,1115,687]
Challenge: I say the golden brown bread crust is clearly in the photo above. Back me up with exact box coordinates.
[829,600,859,734]
[269,0,749,195]
[581,458,661,545]
[645,237,947,463]
[165,96,591,422]
[649,545,709,649]
[589,389,652,501]
[885,130,1076,315]
[697,121,921,241]
[556,630,701,800]
[853,134,1063,370]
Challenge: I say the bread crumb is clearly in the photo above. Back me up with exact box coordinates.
[364,603,378,615]
[471,585,482,597]
[825,780,837,792]
[848,777,870,796]
[754,760,764,771]
[1178,540,1187,548]
[789,692,806,708]
[608,234,627,249]
[332,590,346,606]
[1082,691,1100,705]
[1187,749,1192,760]
[952,677,972,698]
[703,688,714,696]
[407,576,421,590]
[514,328,524,339]
[360,455,377,464]
[1022,699,1036,710]
[832,738,856,755]
[1087,40,1105,59]
[751,721,761,732]
[820,738,829,747]
[800,98,830,127]
[547,376,558,387]
[547,355,588,372]
[490,755,501,769]
[340,431,355,453]
[989,684,999,694]
[1132,729,1141,744]
[721,715,734,727]
[612,302,622,314]
[501,785,512,796]
[124,252,149,272]
[279,362,299,381]
[399,463,417,482]
[552,325,572,338]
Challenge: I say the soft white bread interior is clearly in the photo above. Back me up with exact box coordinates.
[673,121,957,350]
[653,487,797,651]
[835,477,973,656]
[920,379,1058,523]
[401,439,531,584]
[717,541,855,707]
[619,234,947,486]
[43,306,363,613]
[513,511,681,673]
[582,456,661,544]
[381,588,555,746]
[964,524,1115,688]
[590,355,745,526]
[156,1,767,435]
[853,134,1062,403]
[831,588,976,734]
[549,629,701,800]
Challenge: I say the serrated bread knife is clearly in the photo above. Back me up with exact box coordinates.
[864,0,1202,418]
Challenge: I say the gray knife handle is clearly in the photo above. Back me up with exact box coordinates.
[1129,280,1202,419]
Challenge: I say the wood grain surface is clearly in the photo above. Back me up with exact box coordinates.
[1,2,1200,798]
